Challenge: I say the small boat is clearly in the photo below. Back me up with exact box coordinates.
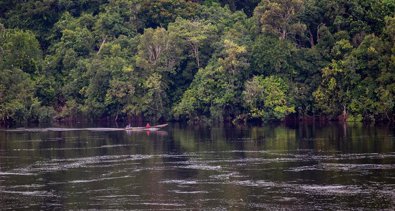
[125,123,168,131]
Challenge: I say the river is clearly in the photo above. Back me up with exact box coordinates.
[0,123,394,210]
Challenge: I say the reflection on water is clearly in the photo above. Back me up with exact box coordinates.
[0,123,394,210]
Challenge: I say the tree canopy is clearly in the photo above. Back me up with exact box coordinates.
[1,0,394,124]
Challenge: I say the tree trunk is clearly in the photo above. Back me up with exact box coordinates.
[338,105,348,122]
[316,23,324,43]
[281,28,287,40]
[114,112,119,122]
[385,112,391,121]
[191,43,200,68]
[195,47,200,68]
[308,29,315,47]
[97,37,107,55]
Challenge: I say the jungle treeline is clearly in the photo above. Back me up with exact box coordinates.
[0,0,394,124]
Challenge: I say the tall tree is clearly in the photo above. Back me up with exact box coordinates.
[254,0,306,40]
[174,31,249,121]
[0,29,42,74]
[0,27,45,123]
[135,27,182,120]
[252,35,296,78]
[243,75,295,121]
[168,18,216,68]
[138,0,200,29]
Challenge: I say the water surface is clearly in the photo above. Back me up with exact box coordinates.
[0,123,394,210]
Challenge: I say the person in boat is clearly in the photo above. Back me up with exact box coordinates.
[145,123,150,128]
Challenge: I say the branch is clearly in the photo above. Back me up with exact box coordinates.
[97,37,107,55]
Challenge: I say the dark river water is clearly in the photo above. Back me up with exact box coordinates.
[0,123,394,210]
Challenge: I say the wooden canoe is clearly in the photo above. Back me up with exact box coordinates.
[125,123,168,131]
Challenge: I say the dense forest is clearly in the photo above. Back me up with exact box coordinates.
[0,0,394,125]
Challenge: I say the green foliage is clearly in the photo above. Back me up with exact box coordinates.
[243,76,295,121]
[168,18,216,68]
[347,114,363,122]
[0,0,394,124]
[0,69,37,123]
[313,61,352,116]
[252,35,296,77]
[314,20,395,120]
[0,28,47,123]
[173,62,231,120]
[0,29,42,74]
[82,37,138,119]
[138,0,200,29]
[254,0,306,40]
[290,47,327,114]
[198,2,249,33]
[1,0,106,48]
[136,27,181,74]
[94,0,139,38]
[174,32,250,121]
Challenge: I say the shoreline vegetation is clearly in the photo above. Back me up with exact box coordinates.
[1,0,394,126]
